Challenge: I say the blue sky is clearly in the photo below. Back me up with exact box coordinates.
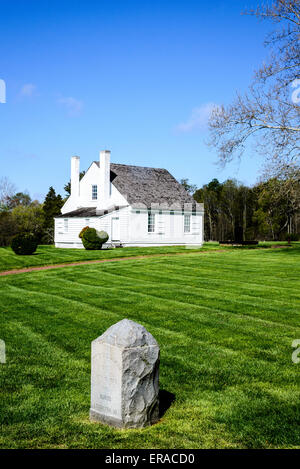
[0,0,273,200]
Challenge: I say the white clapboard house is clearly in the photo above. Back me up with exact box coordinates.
[54,150,204,248]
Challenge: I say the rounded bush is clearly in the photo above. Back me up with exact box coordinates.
[79,226,90,239]
[82,227,108,250]
[11,233,38,255]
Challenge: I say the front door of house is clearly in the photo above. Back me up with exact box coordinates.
[111,217,120,241]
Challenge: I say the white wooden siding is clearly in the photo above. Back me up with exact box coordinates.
[55,206,203,248]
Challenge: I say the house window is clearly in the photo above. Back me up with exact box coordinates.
[92,185,98,200]
[148,212,155,233]
[170,210,174,215]
[64,219,68,233]
[136,210,140,214]
[184,214,191,233]
[85,218,90,224]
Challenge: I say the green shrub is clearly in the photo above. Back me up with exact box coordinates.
[11,233,38,255]
[79,226,89,239]
[81,228,108,250]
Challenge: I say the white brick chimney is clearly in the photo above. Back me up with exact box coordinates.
[71,156,80,205]
[97,150,111,209]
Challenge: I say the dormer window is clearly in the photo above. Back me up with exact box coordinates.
[92,185,98,200]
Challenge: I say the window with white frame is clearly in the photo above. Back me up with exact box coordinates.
[148,212,155,233]
[64,219,68,233]
[92,185,98,200]
[184,214,191,233]
[58,220,64,235]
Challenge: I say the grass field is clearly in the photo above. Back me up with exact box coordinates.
[0,245,299,448]
[0,241,296,273]
[0,244,220,272]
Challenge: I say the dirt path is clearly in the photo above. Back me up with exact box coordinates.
[0,249,227,277]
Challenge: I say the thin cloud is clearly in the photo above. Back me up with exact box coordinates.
[176,102,218,133]
[57,96,83,117]
[20,83,37,97]
[5,147,38,160]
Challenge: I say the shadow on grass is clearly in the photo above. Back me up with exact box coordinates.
[216,388,300,448]
[271,246,300,256]
[159,389,176,418]
[13,252,42,257]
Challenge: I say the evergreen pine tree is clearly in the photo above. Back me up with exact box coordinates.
[43,187,64,230]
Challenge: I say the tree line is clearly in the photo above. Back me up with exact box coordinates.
[181,175,300,242]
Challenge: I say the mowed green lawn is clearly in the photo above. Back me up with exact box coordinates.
[0,242,296,273]
[0,244,220,272]
[0,247,299,448]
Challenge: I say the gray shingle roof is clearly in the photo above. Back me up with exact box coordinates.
[56,205,126,218]
[96,162,195,207]
[58,162,203,218]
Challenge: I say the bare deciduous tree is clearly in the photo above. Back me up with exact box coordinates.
[208,0,300,171]
[0,177,16,208]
